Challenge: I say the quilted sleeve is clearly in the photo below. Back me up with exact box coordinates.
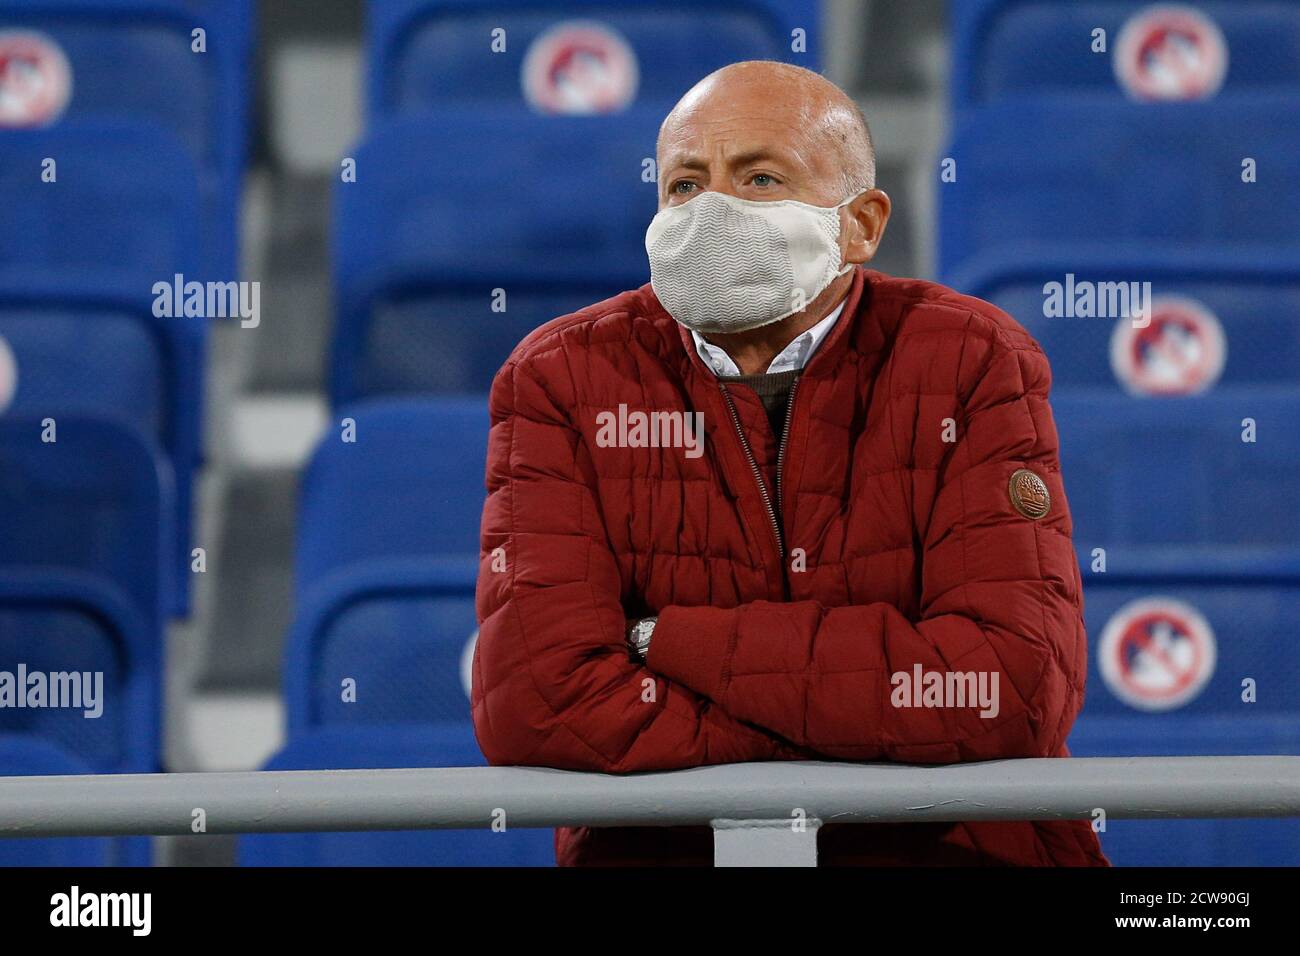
[646,335,1088,763]
[471,351,794,772]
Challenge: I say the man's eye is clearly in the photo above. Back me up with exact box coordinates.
[671,181,697,195]
[752,174,775,187]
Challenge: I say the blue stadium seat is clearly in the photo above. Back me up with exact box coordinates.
[0,280,205,619]
[0,0,254,278]
[288,581,480,730]
[947,249,1300,390]
[295,398,487,590]
[0,290,169,441]
[237,724,555,866]
[367,0,818,119]
[1087,817,1299,867]
[286,398,486,732]
[0,572,146,774]
[0,416,169,771]
[1074,584,1300,728]
[332,111,658,402]
[0,125,206,617]
[938,98,1300,279]
[951,0,1300,109]
[0,736,112,865]
[1066,583,1300,865]
[1052,392,1300,573]
[0,124,201,284]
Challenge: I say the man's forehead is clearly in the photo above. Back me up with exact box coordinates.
[657,66,842,162]
[664,75,813,130]
[672,63,821,117]
[659,111,815,167]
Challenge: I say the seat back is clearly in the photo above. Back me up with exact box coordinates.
[0,417,168,771]
[0,0,253,276]
[0,583,140,771]
[950,251,1300,393]
[1068,581,1300,865]
[1075,584,1300,724]
[0,123,206,616]
[1069,812,1300,866]
[0,297,167,437]
[299,591,479,729]
[938,98,1300,278]
[1052,393,1300,558]
[287,399,486,731]
[368,0,817,119]
[0,415,171,622]
[297,398,488,590]
[951,0,1300,109]
[0,124,200,284]
[332,111,657,401]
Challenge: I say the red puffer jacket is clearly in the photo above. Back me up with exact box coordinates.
[473,267,1108,867]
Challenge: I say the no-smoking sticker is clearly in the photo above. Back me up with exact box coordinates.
[1114,4,1229,101]
[0,30,73,127]
[521,20,639,115]
[1110,296,1226,396]
[1099,597,1217,711]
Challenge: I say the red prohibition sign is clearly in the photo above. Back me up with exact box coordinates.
[1099,597,1216,711]
[1114,6,1228,102]
[1114,611,1203,701]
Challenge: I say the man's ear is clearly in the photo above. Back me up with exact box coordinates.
[841,189,891,265]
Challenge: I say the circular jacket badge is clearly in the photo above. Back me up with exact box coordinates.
[1008,468,1050,519]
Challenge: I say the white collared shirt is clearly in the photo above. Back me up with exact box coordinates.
[691,299,847,377]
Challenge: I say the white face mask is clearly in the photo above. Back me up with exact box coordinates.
[645,190,860,334]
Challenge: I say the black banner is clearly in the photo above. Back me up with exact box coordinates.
[0,865,1288,941]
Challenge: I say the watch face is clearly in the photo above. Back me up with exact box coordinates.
[634,621,653,652]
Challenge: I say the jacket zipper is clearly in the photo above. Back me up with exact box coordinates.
[775,378,799,531]
[719,379,800,562]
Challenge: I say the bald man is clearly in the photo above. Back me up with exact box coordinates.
[473,62,1107,867]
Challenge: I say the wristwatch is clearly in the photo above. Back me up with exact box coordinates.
[627,616,658,661]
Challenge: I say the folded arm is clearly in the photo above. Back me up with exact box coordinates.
[472,352,798,772]
[646,338,1088,763]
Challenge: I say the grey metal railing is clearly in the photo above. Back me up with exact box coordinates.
[2,757,1298,865]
